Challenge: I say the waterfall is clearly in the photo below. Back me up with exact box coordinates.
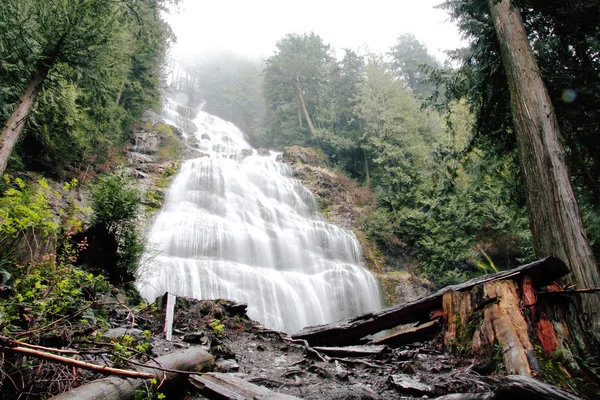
[136,99,382,333]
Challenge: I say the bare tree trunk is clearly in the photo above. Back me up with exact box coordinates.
[364,149,370,187]
[295,73,316,136]
[298,98,304,129]
[0,64,50,175]
[489,0,600,347]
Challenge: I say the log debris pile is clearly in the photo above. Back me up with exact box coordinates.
[293,257,594,384]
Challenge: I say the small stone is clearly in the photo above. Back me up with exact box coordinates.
[183,331,207,344]
[389,374,434,396]
[104,328,145,340]
[215,359,239,372]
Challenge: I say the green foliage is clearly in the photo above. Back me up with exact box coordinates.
[0,233,108,333]
[91,173,144,280]
[0,176,57,240]
[91,174,140,229]
[209,319,225,337]
[389,33,440,99]
[261,33,336,149]
[0,0,173,175]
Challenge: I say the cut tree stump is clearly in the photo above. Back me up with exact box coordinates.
[189,372,299,399]
[51,347,214,400]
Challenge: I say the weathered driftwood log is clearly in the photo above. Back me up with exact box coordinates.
[189,372,299,399]
[51,347,214,400]
[493,375,582,400]
[433,375,582,400]
[293,257,568,346]
[311,345,387,358]
[369,320,440,348]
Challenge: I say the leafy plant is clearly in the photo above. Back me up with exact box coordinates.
[0,233,108,333]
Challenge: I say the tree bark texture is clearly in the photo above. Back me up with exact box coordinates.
[0,65,50,175]
[488,0,600,346]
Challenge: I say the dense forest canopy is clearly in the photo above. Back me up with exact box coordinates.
[0,0,174,177]
[170,1,599,289]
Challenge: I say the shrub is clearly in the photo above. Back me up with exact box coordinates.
[91,174,140,229]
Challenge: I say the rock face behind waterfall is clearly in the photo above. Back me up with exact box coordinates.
[136,101,382,333]
[281,146,435,307]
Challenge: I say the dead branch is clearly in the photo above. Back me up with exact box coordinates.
[16,302,96,337]
[327,357,386,369]
[247,376,304,387]
[2,346,154,379]
[282,337,327,362]
[537,288,600,295]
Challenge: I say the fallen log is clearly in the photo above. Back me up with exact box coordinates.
[493,375,582,400]
[369,320,440,348]
[51,347,214,400]
[312,345,387,358]
[293,257,568,346]
[189,372,299,399]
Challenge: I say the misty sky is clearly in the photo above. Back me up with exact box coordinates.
[166,0,464,61]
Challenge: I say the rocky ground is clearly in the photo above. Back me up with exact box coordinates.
[122,297,501,400]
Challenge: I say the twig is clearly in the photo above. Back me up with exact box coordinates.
[537,288,600,295]
[327,357,386,369]
[2,346,154,379]
[247,376,304,387]
[15,302,95,337]
[0,338,79,355]
[282,337,327,362]
[105,298,136,330]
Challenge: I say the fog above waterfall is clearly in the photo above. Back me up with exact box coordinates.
[165,0,464,62]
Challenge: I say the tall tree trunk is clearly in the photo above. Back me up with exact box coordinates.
[0,64,51,175]
[364,148,371,187]
[295,73,316,136]
[489,0,600,347]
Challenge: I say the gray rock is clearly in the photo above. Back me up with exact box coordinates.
[104,328,145,340]
[183,331,209,345]
[389,374,434,396]
[215,359,240,372]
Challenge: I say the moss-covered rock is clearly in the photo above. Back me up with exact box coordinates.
[282,146,328,167]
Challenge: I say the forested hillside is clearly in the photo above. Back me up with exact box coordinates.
[1,0,599,398]
[171,2,600,288]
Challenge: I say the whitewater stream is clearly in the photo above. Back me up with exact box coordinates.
[136,100,382,333]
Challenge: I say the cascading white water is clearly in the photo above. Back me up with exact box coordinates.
[136,100,382,333]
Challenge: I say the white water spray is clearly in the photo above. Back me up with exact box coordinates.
[136,100,382,333]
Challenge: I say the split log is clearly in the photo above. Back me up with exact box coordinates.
[189,372,299,399]
[470,280,535,376]
[51,347,214,400]
[293,257,568,346]
[369,320,440,348]
[493,375,582,400]
[311,345,387,358]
